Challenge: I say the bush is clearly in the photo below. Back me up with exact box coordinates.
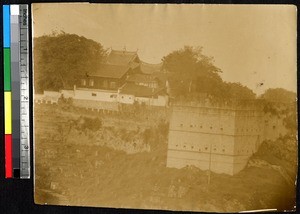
[142,120,169,151]
[75,116,103,132]
[257,134,297,164]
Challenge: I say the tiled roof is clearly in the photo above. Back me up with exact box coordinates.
[120,83,165,97]
[88,64,130,79]
[140,61,163,74]
[106,50,139,65]
[126,73,158,83]
[152,72,168,85]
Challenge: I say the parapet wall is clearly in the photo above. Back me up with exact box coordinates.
[173,98,264,111]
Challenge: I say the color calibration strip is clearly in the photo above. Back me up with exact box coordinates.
[3,5,12,178]
[3,4,30,179]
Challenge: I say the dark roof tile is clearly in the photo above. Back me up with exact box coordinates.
[140,61,162,74]
[127,74,158,83]
[106,50,138,65]
[120,83,165,97]
[88,64,130,79]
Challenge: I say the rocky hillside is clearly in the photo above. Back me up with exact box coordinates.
[34,103,297,212]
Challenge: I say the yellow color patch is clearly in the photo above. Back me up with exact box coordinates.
[5,92,12,134]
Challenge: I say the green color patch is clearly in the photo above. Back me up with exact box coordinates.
[4,48,11,91]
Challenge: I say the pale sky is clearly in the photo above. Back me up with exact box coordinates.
[32,3,297,95]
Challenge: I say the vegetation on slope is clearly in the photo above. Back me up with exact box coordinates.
[34,104,297,212]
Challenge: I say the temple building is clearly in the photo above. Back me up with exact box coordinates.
[72,49,169,107]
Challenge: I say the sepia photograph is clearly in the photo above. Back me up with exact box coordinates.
[32,3,297,212]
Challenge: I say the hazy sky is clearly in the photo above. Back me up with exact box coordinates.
[32,3,297,95]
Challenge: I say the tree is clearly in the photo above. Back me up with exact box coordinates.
[34,32,107,93]
[162,46,256,101]
[162,46,222,97]
[283,108,297,132]
[223,82,256,100]
[261,88,297,131]
[260,88,296,103]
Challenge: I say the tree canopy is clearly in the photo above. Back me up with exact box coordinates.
[34,32,107,93]
[162,46,256,101]
[260,88,297,131]
[223,82,256,100]
[260,88,296,103]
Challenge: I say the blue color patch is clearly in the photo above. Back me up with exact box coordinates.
[3,5,10,48]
